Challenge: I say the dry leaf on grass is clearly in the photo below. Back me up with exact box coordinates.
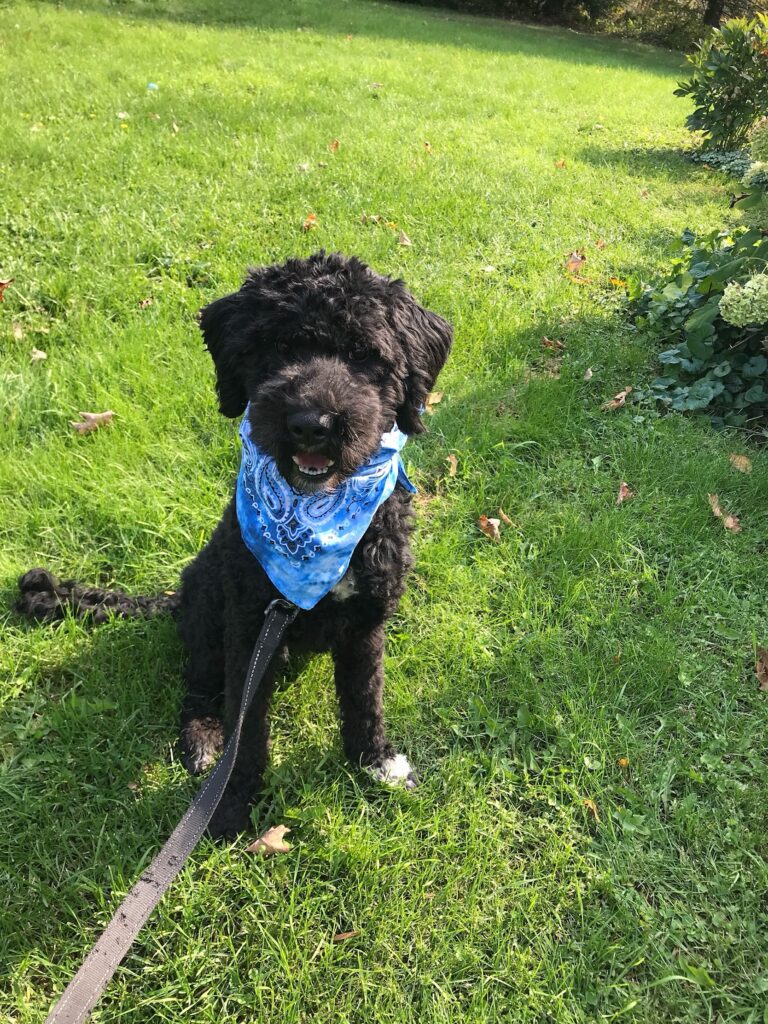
[640,187,649,199]
[303,213,318,232]
[583,367,593,381]
[554,158,567,169]
[498,507,513,526]
[30,348,47,362]
[755,648,768,691]
[729,453,752,473]
[478,515,501,543]
[564,250,586,274]
[446,454,457,477]
[329,138,340,153]
[0,278,15,301]
[333,930,359,942]
[616,481,634,505]
[583,798,600,822]
[541,336,565,351]
[246,824,292,856]
[609,277,627,288]
[139,297,153,310]
[425,391,443,413]
[398,230,412,247]
[601,386,632,411]
[424,140,432,153]
[708,493,741,533]
[70,411,115,434]
[594,239,607,250]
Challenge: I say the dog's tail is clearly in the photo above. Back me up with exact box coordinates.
[15,568,180,625]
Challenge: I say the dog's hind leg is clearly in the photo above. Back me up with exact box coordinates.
[333,623,418,790]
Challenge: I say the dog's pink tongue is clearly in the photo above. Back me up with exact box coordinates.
[295,452,332,470]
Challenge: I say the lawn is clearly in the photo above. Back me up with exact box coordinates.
[2,1,768,1021]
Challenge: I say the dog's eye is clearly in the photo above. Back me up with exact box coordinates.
[348,343,370,363]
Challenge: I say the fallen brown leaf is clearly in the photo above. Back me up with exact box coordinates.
[245,824,292,856]
[565,250,586,274]
[139,297,153,310]
[708,493,741,533]
[498,507,513,526]
[583,798,600,822]
[616,481,634,505]
[398,230,412,247]
[541,336,565,351]
[0,278,15,301]
[594,239,607,250]
[478,515,501,543]
[303,213,318,232]
[30,348,47,362]
[729,453,752,474]
[333,930,359,943]
[329,138,340,153]
[70,410,115,434]
[609,277,627,288]
[583,367,593,381]
[601,386,632,411]
[554,158,567,169]
[640,188,649,199]
[446,454,457,477]
[425,391,443,413]
[756,648,768,691]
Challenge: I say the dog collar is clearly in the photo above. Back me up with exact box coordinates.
[235,405,415,610]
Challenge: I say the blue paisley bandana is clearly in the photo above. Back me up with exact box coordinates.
[236,406,416,610]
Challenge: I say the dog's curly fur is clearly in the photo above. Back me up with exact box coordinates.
[16,251,452,839]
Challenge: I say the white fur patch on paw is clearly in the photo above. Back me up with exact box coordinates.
[367,754,418,789]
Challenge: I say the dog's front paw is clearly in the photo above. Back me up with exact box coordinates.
[179,714,225,776]
[206,791,252,841]
[367,753,419,790]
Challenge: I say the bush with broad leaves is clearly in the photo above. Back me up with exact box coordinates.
[675,16,768,150]
[629,227,768,428]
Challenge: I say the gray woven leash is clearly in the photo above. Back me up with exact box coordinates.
[45,598,299,1024]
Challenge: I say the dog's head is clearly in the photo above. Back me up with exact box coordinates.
[199,251,452,493]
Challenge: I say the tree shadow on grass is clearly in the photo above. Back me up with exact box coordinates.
[33,0,684,78]
[576,143,716,185]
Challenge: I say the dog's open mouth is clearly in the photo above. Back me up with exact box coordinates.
[292,452,336,478]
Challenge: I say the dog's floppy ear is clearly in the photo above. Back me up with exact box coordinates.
[198,291,249,418]
[390,284,453,435]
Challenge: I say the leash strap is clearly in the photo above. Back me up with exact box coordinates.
[45,598,299,1024]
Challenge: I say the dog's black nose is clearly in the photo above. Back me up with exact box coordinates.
[287,411,335,447]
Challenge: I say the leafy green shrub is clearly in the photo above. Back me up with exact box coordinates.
[629,227,768,426]
[675,16,768,150]
[750,116,768,159]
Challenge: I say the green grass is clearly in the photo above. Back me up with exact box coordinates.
[2,1,768,1021]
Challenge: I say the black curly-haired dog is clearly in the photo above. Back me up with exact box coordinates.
[17,251,452,838]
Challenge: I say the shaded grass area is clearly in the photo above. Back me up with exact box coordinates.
[2,1,767,1021]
